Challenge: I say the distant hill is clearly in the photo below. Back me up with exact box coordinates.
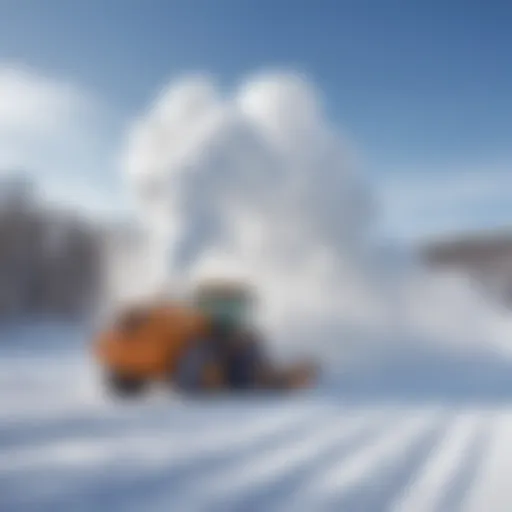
[420,229,512,306]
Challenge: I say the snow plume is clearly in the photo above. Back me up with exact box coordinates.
[119,70,512,372]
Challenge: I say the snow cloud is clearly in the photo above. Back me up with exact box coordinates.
[120,70,512,369]
[121,72,379,356]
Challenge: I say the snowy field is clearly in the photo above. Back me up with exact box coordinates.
[1,323,512,512]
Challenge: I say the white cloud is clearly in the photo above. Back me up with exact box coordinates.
[0,64,90,136]
[0,63,120,216]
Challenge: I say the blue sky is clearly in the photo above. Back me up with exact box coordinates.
[0,0,511,240]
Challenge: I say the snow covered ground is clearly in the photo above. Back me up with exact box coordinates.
[1,323,512,512]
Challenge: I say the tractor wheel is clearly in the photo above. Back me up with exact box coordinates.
[105,372,147,398]
[280,360,319,390]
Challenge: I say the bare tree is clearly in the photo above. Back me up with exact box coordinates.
[0,178,104,320]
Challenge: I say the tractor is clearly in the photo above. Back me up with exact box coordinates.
[93,280,318,397]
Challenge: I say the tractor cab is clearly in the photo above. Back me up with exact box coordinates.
[191,279,256,332]
[93,279,318,397]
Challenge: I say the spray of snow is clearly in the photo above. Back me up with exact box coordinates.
[114,70,512,371]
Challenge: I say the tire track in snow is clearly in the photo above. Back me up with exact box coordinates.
[434,415,490,512]
[286,407,444,511]
[390,411,484,512]
[57,405,341,512]
[0,402,314,470]
[461,410,512,512]
[0,403,335,512]
[0,395,302,450]
[147,409,395,512]
[332,414,448,511]
[0,399,331,471]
